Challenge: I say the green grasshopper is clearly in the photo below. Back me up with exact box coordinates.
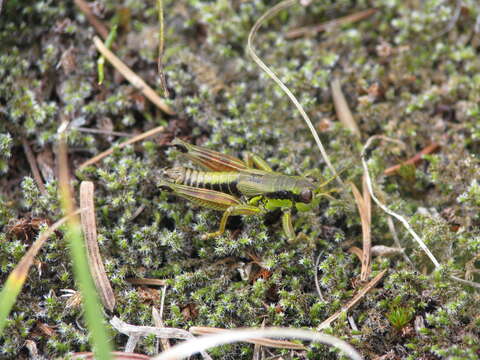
[159,138,328,240]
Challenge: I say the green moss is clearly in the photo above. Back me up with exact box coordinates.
[1,0,480,358]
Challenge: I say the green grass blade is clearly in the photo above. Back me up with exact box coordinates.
[58,131,113,359]
[64,221,113,360]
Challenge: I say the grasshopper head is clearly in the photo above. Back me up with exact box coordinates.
[290,179,315,212]
[292,177,317,204]
[299,187,313,203]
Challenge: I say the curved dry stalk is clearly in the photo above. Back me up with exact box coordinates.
[361,135,480,289]
[362,136,440,267]
[153,327,362,360]
[247,0,343,186]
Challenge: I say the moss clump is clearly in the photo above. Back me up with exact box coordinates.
[1,0,480,359]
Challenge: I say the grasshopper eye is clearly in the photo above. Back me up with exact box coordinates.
[300,189,313,203]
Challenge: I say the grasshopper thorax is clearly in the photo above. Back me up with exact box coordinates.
[259,173,316,204]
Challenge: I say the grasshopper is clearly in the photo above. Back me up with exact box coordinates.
[159,138,327,240]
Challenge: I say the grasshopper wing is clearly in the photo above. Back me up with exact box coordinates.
[159,179,242,211]
[172,138,249,172]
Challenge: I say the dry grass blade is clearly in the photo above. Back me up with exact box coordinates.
[0,210,81,334]
[157,0,169,97]
[190,327,306,350]
[72,352,151,360]
[314,252,325,301]
[350,181,371,281]
[8,210,81,283]
[152,286,170,352]
[80,181,115,311]
[126,277,168,287]
[58,125,113,359]
[347,246,363,262]
[152,306,171,352]
[363,174,371,225]
[285,8,378,39]
[351,245,404,258]
[383,142,440,176]
[318,269,387,330]
[76,127,134,138]
[111,317,192,340]
[93,36,175,115]
[78,125,165,170]
[331,78,361,138]
[110,317,212,360]
[21,138,46,195]
[74,0,109,40]
[371,245,404,257]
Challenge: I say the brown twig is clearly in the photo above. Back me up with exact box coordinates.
[79,181,116,311]
[189,327,307,350]
[383,143,440,176]
[350,245,404,258]
[74,0,109,40]
[126,278,168,287]
[78,126,165,170]
[21,139,47,195]
[93,36,175,115]
[76,127,134,137]
[318,269,387,330]
[285,8,378,39]
[72,352,151,360]
[331,77,361,137]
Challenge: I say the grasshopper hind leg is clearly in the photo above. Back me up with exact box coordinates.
[243,152,273,172]
[202,204,261,239]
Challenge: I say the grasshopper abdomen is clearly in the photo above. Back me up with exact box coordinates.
[164,167,242,196]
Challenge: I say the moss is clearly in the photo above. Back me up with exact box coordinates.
[1,0,480,358]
